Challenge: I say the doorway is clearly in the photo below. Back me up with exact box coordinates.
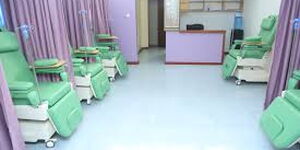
[137,0,166,64]
[149,0,165,47]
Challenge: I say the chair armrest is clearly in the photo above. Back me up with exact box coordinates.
[76,47,100,55]
[234,40,243,44]
[95,46,110,53]
[74,47,101,61]
[95,34,118,40]
[9,81,34,91]
[34,59,59,68]
[72,58,84,65]
[33,59,65,69]
[243,45,270,51]
[244,36,262,43]
[8,82,40,106]
[32,59,69,82]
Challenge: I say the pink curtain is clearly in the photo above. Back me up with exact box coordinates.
[0,63,25,150]
[265,0,300,108]
[3,0,74,82]
[63,0,110,48]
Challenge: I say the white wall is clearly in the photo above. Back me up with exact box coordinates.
[149,0,159,46]
[180,12,236,51]
[243,0,281,37]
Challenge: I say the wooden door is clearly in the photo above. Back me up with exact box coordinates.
[157,0,166,47]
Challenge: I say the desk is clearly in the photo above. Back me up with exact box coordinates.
[165,30,226,65]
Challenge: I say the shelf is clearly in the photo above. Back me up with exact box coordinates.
[180,0,243,12]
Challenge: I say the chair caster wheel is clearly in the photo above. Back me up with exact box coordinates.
[109,77,115,82]
[235,80,242,86]
[86,99,92,105]
[45,139,56,148]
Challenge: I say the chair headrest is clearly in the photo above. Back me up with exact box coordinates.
[0,32,20,53]
[261,15,277,30]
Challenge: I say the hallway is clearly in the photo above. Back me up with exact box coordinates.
[27,48,273,150]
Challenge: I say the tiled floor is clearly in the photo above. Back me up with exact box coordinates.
[27,47,276,150]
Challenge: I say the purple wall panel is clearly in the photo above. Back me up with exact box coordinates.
[108,0,138,62]
[166,32,224,63]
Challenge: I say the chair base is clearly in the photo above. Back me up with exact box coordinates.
[234,67,269,82]
[19,119,56,143]
[15,104,56,144]
[102,58,118,81]
[74,75,95,104]
[233,54,271,83]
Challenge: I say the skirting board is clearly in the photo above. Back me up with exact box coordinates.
[127,61,139,65]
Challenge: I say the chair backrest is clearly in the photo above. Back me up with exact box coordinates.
[259,15,278,46]
[0,31,35,84]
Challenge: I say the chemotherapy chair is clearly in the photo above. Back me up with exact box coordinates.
[94,34,129,81]
[72,47,110,104]
[79,46,129,81]
[0,32,83,147]
[261,70,300,149]
[222,15,278,85]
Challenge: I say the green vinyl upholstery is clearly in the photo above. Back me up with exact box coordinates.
[72,47,110,100]
[0,31,83,137]
[81,46,129,76]
[222,15,278,79]
[261,93,300,149]
[261,71,300,149]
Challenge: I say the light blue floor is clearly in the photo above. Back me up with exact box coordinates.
[27,48,276,150]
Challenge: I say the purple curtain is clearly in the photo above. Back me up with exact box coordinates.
[63,0,110,48]
[265,0,300,108]
[63,0,93,48]
[91,0,111,34]
[3,0,74,82]
[0,63,25,150]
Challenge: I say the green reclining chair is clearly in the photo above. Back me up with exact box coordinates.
[261,70,300,149]
[222,15,278,84]
[0,31,83,147]
[72,47,110,103]
[79,46,129,81]
[94,34,129,80]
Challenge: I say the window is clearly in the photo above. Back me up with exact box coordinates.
[0,1,5,28]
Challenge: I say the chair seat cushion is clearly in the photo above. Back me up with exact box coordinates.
[85,63,103,77]
[285,90,300,108]
[39,82,71,107]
